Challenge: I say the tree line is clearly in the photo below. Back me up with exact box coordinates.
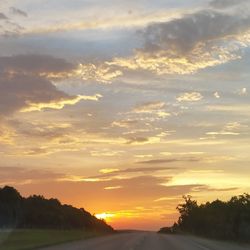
[159,193,250,241]
[0,186,113,233]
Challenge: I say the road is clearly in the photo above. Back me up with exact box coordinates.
[41,232,250,250]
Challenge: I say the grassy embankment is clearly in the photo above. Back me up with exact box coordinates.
[0,229,101,250]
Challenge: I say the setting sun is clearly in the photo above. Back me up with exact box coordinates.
[95,213,115,221]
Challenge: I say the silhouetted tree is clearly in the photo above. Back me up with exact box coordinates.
[161,194,250,241]
[0,186,113,233]
[0,186,22,228]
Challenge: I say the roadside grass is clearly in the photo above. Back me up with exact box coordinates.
[0,229,100,250]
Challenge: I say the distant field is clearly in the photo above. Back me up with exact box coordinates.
[0,229,99,250]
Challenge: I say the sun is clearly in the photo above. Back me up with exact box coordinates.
[95,212,115,221]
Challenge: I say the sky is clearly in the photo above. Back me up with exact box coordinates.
[0,0,250,231]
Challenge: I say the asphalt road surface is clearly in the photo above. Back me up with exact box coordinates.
[41,232,250,250]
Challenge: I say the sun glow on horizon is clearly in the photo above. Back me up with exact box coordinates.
[95,212,115,221]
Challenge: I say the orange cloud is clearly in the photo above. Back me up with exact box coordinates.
[21,94,102,112]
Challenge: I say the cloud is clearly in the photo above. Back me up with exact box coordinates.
[0,73,100,115]
[90,149,124,157]
[21,8,189,35]
[192,185,239,192]
[209,0,248,9]
[110,102,171,137]
[135,154,153,158]
[133,101,166,113]
[0,124,15,144]
[224,122,248,131]
[207,104,250,113]
[108,167,173,175]
[137,157,200,165]
[99,169,119,174]
[104,186,122,190]
[206,131,240,136]
[0,13,8,20]
[120,167,172,173]
[10,7,28,17]
[15,61,117,84]
[78,63,123,84]
[214,92,220,98]
[127,136,149,144]
[237,87,248,96]
[86,167,175,181]
[14,175,209,214]
[0,54,75,75]
[205,121,249,137]
[0,167,65,185]
[112,119,138,128]
[83,4,250,82]
[0,74,64,115]
[140,8,250,56]
[0,13,25,37]
[126,136,161,145]
[7,120,72,141]
[25,2,249,84]
[21,94,102,112]
[0,55,101,115]
[176,92,203,102]
[129,101,171,119]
